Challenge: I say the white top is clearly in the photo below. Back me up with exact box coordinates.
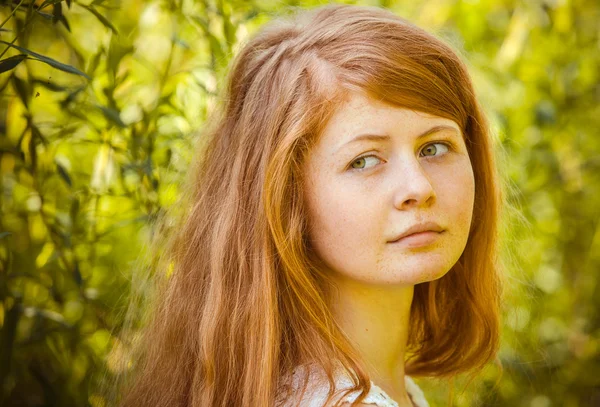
[279,363,430,407]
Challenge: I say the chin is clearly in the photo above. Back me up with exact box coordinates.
[412,266,452,285]
[382,259,455,286]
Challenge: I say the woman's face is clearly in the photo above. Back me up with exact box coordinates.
[303,91,475,286]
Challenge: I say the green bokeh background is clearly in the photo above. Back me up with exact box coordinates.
[0,0,598,406]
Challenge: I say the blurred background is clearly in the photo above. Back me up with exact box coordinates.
[0,0,598,406]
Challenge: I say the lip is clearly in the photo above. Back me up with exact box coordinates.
[390,230,443,248]
[388,222,444,243]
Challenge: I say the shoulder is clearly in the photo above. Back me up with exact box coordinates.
[404,376,429,407]
[277,363,347,407]
[278,364,400,407]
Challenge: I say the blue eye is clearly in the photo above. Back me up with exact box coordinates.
[350,155,381,170]
[420,142,450,157]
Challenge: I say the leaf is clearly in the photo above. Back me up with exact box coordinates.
[69,196,79,221]
[173,36,190,50]
[31,124,48,147]
[96,104,126,128]
[38,0,66,10]
[0,41,91,80]
[29,127,38,169]
[0,76,10,94]
[55,10,71,32]
[35,11,54,20]
[36,0,71,32]
[31,77,69,92]
[56,163,72,186]
[52,3,62,24]
[0,231,12,239]
[81,4,118,34]
[106,37,132,80]
[21,306,71,329]
[60,86,85,106]
[59,15,71,32]
[218,2,236,48]
[192,17,225,71]
[73,261,82,286]
[87,48,103,75]
[0,54,27,74]
[12,74,32,107]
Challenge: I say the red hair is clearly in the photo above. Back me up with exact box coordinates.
[115,4,502,406]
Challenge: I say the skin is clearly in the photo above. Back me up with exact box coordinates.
[303,90,475,405]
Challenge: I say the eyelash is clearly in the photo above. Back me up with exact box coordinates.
[348,141,454,172]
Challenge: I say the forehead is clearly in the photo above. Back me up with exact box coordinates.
[317,91,461,147]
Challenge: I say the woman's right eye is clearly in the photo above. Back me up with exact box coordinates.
[349,155,381,171]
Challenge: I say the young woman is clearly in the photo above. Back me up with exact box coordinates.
[116,4,503,407]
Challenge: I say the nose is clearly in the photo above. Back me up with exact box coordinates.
[392,158,436,210]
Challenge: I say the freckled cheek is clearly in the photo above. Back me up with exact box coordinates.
[433,164,475,229]
[318,188,360,234]
[307,182,376,254]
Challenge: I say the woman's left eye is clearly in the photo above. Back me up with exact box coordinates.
[349,155,381,170]
[420,142,450,157]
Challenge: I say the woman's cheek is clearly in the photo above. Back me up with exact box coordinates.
[448,160,475,238]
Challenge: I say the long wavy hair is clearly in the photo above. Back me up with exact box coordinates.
[115,4,503,407]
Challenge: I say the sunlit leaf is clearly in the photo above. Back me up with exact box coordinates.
[22,306,72,329]
[88,48,104,75]
[0,41,91,79]
[35,242,55,268]
[106,36,133,80]
[81,4,118,34]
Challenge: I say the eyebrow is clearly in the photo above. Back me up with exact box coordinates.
[336,124,461,153]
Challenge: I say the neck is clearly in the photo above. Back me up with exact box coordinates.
[330,274,415,406]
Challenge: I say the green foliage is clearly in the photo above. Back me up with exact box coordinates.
[0,0,598,406]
